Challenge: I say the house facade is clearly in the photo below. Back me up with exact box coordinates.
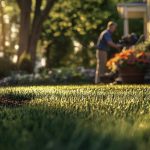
[117,0,150,40]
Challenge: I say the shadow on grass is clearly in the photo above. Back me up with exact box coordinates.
[0,93,35,107]
[0,97,30,107]
[0,102,147,150]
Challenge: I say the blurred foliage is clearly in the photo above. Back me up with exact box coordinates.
[18,52,33,73]
[0,0,144,69]
[42,0,122,67]
[0,67,94,86]
[135,41,150,52]
[43,36,74,68]
[0,57,16,78]
[129,19,144,36]
[41,0,143,68]
[0,0,19,54]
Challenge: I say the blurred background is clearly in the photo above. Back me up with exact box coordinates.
[0,0,145,85]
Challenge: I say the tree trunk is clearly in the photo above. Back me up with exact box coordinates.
[45,43,52,69]
[17,0,31,59]
[17,0,58,71]
[28,26,42,68]
[27,0,42,68]
[27,0,57,69]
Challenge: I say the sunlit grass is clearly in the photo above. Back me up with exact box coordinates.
[0,85,150,150]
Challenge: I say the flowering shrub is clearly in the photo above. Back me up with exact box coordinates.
[107,49,150,72]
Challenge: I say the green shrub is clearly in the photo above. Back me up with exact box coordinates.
[0,67,95,86]
[0,57,16,78]
[18,52,33,73]
[135,41,150,52]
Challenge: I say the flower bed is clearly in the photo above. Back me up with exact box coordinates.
[107,49,150,83]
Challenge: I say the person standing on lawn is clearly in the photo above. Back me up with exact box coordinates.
[95,21,121,84]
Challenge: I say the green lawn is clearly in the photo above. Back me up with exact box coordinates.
[0,85,150,150]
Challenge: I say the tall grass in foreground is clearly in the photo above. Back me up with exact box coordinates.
[0,85,150,150]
